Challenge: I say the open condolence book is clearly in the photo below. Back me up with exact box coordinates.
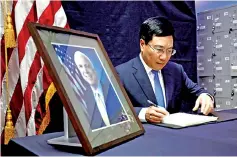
[155,112,218,128]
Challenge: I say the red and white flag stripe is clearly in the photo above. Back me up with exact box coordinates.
[1,0,68,138]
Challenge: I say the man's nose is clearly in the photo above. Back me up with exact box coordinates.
[84,68,89,73]
[159,52,168,60]
[82,67,88,73]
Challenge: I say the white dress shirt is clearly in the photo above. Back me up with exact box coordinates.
[138,53,167,122]
[92,84,110,126]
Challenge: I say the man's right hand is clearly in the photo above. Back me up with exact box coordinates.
[145,106,169,123]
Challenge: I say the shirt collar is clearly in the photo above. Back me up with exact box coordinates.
[91,83,103,96]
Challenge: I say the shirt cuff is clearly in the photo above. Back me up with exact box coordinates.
[138,108,149,122]
[203,93,214,102]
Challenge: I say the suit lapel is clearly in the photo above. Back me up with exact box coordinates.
[101,80,111,117]
[161,63,172,107]
[132,57,157,104]
[90,100,105,129]
[100,71,110,100]
[99,73,116,122]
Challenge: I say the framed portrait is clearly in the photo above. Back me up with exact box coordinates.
[28,22,144,155]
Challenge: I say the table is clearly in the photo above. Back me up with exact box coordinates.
[6,109,237,156]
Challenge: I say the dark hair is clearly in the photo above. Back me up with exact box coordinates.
[139,16,175,44]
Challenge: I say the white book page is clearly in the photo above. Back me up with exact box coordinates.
[162,113,218,127]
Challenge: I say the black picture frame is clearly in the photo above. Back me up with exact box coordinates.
[27,22,144,155]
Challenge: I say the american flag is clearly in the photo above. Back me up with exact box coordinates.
[0,0,69,140]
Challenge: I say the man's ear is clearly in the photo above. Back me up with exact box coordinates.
[140,39,145,52]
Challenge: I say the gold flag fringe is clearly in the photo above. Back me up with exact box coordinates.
[38,83,57,135]
[5,12,17,48]
[3,0,17,145]
[4,110,14,144]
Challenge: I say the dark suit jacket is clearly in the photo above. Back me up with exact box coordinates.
[84,71,127,130]
[116,56,206,115]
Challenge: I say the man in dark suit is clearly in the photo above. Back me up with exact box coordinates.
[74,51,127,130]
[116,16,214,124]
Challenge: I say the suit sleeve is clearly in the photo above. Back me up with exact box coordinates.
[180,64,216,107]
[180,64,210,97]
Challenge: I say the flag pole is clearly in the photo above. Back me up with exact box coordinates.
[3,0,16,145]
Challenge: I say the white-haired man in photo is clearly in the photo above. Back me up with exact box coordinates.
[74,51,127,130]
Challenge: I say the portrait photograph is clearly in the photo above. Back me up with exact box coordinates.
[52,43,129,131]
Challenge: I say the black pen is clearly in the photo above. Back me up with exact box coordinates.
[147,100,158,107]
[147,100,169,116]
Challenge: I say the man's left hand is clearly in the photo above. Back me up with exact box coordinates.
[193,93,214,115]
